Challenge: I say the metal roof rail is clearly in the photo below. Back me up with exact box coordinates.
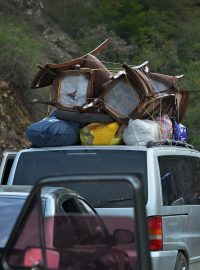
[146,140,194,149]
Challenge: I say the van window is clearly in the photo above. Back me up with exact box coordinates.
[12,149,147,206]
[1,156,15,185]
[159,156,200,206]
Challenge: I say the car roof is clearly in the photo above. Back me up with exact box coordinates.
[19,145,148,153]
[0,185,80,200]
[41,186,80,199]
[0,185,31,197]
[17,141,198,153]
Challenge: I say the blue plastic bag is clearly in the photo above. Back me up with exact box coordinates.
[173,122,188,142]
[26,117,80,147]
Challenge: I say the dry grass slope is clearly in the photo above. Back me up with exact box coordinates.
[0,81,32,157]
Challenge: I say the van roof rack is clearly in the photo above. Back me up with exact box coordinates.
[147,140,194,149]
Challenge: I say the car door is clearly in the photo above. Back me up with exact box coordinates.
[1,174,152,270]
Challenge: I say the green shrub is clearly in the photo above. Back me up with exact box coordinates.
[78,26,131,69]
[0,17,44,93]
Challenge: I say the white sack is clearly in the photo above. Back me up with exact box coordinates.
[123,119,160,146]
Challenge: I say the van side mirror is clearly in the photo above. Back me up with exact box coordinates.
[113,229,135,244]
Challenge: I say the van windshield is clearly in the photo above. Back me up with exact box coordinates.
[12,149,147,206]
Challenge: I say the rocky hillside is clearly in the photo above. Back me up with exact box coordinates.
[0,81,32,156]
[0,0,79,157]
[1,0,200,155]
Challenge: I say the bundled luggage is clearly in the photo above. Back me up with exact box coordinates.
[122,119,160,146]
[155,115,173,140]
[26,117,80,147]
[80,122,122,145]
[173,121,188,142]
[26,39,190,147]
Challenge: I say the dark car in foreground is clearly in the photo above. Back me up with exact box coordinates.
[1,175,151,270]
[0,185,102,248]
[0,183,136,270]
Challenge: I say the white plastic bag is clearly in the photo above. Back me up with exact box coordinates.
[123,119,160,146]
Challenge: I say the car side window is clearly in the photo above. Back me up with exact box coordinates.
[159,155,200,206]
[76,198,96,215]
[54,198,107,248]
[61,198,81,213]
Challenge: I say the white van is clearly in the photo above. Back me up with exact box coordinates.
[1,142,200,270]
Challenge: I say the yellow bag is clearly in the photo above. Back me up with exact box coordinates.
[80,122,123,145]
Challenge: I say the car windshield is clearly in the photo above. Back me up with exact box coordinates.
[0,197,26,247]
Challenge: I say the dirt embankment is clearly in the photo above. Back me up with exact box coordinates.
[0,0,79,158]
[0,81,32,157]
